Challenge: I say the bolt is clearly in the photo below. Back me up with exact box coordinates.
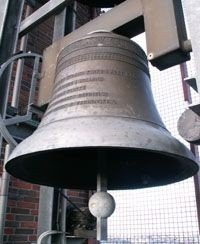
[148,53,154,60]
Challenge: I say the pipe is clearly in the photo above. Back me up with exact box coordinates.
[60,189,67,244]
[72,1,77,31]
[0,145,13,243]
[12,5,32,108]
[37,230,65,244]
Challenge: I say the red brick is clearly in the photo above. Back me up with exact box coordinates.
[21,221,38,228]
[13,180,32,190]
[15,228,34,235]
[6,214,15,221]
[32,184,40,191]
[31,209,39,216]
[7,200,17,207]
[23,197,39,203]
[29,234,37,242]
[17,201,36,209]
[11,207,30,214]
[4,228,14,235]
[8,235,28,241]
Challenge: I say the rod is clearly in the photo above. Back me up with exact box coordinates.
[97,150,107,241]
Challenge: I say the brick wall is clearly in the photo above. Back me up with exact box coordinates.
[3,180,40,243]
[1,2,99,243]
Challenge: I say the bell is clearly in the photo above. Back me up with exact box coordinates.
[6,32,198,190]
[76,0,125,7]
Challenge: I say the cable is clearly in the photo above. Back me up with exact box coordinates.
[56,189,88,218]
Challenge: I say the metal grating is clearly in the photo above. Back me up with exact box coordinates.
[102,33,200,243]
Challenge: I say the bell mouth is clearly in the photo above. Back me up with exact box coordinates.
[6,147,198,190]
[6,117,198,190]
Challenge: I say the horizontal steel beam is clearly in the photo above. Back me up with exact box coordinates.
[19,0,73,37]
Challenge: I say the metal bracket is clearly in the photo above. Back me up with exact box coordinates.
[184,78,198,93]
[189,104,200,117]
[19,0,73,37]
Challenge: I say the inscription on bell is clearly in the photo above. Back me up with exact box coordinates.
[45,69,119,118]
[42,32,152,123]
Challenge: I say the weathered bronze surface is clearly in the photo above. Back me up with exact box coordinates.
[6,32,198,190]
[76,0,125,7]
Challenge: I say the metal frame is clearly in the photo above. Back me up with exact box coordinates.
[0,0,9,44]
[0,0,25,117]
[19,0,73,37]
[0,50,42,243]
[0,52,42,144]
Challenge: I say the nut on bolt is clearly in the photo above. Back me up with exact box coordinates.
[148,53,154,60]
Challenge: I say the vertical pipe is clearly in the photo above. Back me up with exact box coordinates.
[53,8,67,42]
[0,145,12,243]
[96,151,107,241]
[27,56,41,111]
[11,5,32,108]
[182,0,200,95]
[60,189,67,244]
[72,1,77,31]
[180,63,200,233]
[180,63,192,103]
[0,0,9,44]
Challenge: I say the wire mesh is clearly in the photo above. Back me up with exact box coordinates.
[103,33,200,243]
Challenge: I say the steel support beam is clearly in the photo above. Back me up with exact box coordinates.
[143,0,189,70]
[0,0,25,117]
[183,0,200,94]
[37,0,190,105]
[96,152,107,241]
[19,0,73,37]
[0,0,9,44]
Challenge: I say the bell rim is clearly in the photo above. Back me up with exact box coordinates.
[6,146,198,190]
[6,117,198,190]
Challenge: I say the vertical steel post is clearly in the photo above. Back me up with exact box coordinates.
[182,0,200,233]
[96,151,107,241]
[0,0,25,117]
[28,56,41,110]
[0,0,9,44]
[0,145,12,243]
[12,5,32,108]
[182,0,200,94]
[180,63,200,234]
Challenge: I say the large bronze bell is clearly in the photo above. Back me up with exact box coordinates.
[76,0,125,7]
[6,32,198,190]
